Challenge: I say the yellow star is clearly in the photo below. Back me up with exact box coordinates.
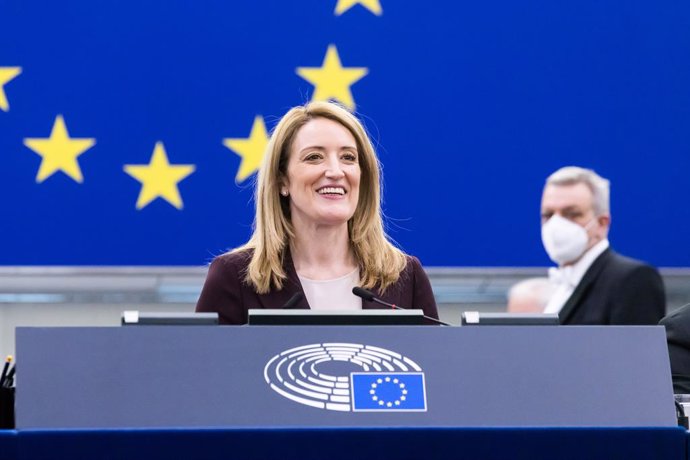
[223,115,269,183]
[335,0,382,15]
[0,67,22,112]
[296,45,369,110]
[124,142,195,210]
[24,115,96,183]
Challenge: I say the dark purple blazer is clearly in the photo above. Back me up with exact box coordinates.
[196,249,439,324]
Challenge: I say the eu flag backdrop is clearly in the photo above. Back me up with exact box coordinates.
[1,0,689,266]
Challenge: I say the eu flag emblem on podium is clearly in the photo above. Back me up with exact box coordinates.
[351,373,427,412]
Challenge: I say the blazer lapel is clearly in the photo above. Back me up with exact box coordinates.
[256,248,310,310]
[282,249,309,309]
[559,249,611,324]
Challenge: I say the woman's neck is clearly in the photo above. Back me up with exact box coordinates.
[290,223,357,280]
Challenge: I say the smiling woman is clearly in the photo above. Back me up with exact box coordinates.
[283,117,362,242]
[196,101,439,324]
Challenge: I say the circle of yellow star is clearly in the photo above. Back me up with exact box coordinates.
[23,115,96,183]
[296,45,369,110]
[0,67,22,112]
[335,0,382,16]
[223,115,269,183]
[123,142,196,210]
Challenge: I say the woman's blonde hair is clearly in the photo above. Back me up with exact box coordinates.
[234,101,406,294]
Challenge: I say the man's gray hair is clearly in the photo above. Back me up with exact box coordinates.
[545,166,610,215]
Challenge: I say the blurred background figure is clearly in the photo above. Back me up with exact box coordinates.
[507,277,554,313]
[540,166,665,325]
[660,304,690,394]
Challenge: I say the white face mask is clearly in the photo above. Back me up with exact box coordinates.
[541,214,593,266]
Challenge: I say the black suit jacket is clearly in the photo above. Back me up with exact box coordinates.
[196,249,439,324]
[660,304,690,393]
[559,248,666,325]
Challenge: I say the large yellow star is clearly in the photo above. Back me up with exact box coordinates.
[296,45,369,110]
[0,67,22,112]
[23,115,96,183]
[123,142,195,210]
[335,0,382,15]
[223,115,269,183]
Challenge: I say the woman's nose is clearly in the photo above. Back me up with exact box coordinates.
[324,156,345,178]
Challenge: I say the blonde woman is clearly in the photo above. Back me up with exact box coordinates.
[196,101,438,324]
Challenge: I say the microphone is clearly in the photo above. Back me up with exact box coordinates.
[282,292,304,309]
[352,287,450,326]
[352,286,377,303]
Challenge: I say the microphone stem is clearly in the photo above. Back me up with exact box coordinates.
[352,286,451,326]
[374,297,449,326]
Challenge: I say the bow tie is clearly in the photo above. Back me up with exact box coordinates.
[548,266,577,288]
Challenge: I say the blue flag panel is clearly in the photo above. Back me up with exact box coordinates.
[351,372,426,411]
[1,1,689,266]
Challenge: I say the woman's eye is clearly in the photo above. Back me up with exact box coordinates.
[342,153,357,162]
[304,153,321,161]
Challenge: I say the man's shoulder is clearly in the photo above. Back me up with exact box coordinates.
[595,249,660,284]
[660,303,690,328]
[661,304,690,345]
[603,250,656,272]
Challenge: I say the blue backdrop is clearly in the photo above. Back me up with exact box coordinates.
[1,0,688,266]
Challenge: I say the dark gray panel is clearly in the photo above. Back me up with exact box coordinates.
[15,325,675,428]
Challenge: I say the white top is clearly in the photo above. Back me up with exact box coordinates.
[544,239,610,314]
[298,268,362,310]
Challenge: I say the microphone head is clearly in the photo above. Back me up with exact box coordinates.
[283,292,304,309]
[352,286,375,301]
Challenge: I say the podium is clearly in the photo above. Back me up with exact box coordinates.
[7,325,686,459]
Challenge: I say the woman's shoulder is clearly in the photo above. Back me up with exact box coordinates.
[210,248,254,271]
[402,254,423,272]
[387,253,425,287]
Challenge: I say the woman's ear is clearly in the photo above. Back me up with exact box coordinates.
[279,177,289,197]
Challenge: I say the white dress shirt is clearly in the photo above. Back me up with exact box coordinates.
[544,239,610,314]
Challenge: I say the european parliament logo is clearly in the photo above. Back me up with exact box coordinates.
[264,343,427,412]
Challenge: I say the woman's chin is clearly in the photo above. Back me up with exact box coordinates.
[310,213,354,228]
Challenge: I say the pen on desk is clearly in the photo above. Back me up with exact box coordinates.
[0,356,11,387]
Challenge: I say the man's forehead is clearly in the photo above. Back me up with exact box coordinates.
[541,182,594,209]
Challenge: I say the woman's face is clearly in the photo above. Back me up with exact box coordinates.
[283,117,361,229]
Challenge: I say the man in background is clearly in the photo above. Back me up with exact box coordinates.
[660,304,690,393]
[540,166,665,324]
